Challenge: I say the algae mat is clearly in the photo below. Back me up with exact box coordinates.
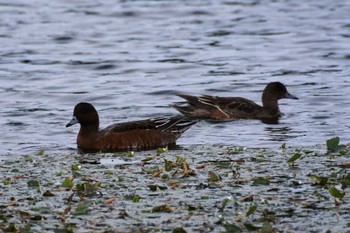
[1,143,350,232]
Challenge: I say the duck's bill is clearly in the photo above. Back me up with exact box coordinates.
[66,116,79,127]
[285,92,298,100]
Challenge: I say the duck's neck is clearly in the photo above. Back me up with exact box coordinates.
[262,96,280,114]
[79,123,99,136]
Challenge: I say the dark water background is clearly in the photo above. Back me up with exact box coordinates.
[1,0,350,156]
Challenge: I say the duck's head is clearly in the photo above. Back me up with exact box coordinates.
[263,82,298,101]
[66,102,99,128]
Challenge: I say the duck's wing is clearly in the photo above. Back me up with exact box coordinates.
[176,94,214,108]
[104,117,196,135]
[198,95,262,117]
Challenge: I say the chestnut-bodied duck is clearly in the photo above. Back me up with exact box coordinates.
[171,82,298,121]
[66,102,196,152]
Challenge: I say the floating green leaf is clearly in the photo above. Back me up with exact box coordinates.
[164,159,174,172]
[243,222,259,231]
[176,156,186,166]
[55,172,62,176]
[148,184,168,191]
[246,205,257,217]
[327,137,340,151]
[172,227,187,233]
[329,187,344,199]
[280,143,286,149]
[20,224,32,233]
[223,223,242,232]
[157,147,167,153]
[341,175,350,189]
[71,164,81,171]
[259,222,273,233]
[42,190,55,197]
[74,202,90,215]
[27,180,40,187]
[24,156,33,162]
[287,153,302,164]
[104,170,113,175]
[252,177,270,186]
[4,223,18,232]
[219,198,231,212]
[37,150,45,155]
[152,204,173,213]
[124,194,141,202]
[326,137,346,152]
[208,171,221,183]
[217,161,231,168]
[61,178,74,188]
[127,151,134,157]
[76,182,100,197]
[308,174,333,186]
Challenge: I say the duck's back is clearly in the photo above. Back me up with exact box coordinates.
[78,117,195,151]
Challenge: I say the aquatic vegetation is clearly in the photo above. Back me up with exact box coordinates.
[287,152,302,166]
[0,144,350,232]
[326,137,347,153]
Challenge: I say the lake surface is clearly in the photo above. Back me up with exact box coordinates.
[1,0,350,156]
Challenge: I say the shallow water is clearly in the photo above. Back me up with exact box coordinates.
[1,0,350,156]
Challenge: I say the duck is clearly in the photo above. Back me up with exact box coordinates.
[66,102,196,152]
[171,82,298,121]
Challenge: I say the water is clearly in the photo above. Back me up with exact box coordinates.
[1,0,350,156]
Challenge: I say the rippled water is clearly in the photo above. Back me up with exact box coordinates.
[1,0,350,156]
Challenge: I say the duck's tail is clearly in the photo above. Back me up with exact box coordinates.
[170,104,198,117]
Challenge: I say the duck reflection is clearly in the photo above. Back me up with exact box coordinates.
[264,125,298,142]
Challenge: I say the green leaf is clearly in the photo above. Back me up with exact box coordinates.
[148,184,167,191]
[243,222,259,231]
[329,187,344,199]
[176,156,186,166]
[164,159,174,172]
[74,202,90,215]
[37,150,45,155]
[71,164,81,171]
[287,153,302,164]
[104,170,113,175]
[61,178,74,188]
[326,137,347,154]
[252,177,270,186]
[308,174,332,186]
[27,180,40,187]
[259,222,273,233]
[280,143,286,149]
[76,182,99,197]
[246,205,257,217]
[4,223,18,232]
[152,204,173,213]
[208,171,221,183]
[42,190,55,197]
[157,147,167,153]
[127,151,134,157]
[224,223,242,232]
[327,137,340,152]
[124,194,141,202]
[219,198,231,212]
[341,175,350,189]
[172,227,187,233]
